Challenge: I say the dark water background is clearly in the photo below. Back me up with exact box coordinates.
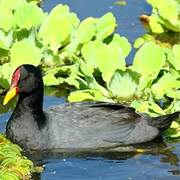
[0,0,180,179]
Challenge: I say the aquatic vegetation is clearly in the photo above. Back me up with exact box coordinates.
[0,134,39,179]
[115,0,127,6]
[136,0,180,47]
[145,0,180,33]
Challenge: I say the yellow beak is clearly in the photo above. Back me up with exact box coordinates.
[3,87,18,105]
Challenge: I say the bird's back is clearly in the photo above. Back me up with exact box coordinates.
[44,102,159,150]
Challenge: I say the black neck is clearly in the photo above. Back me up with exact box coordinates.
[10,89,46,128]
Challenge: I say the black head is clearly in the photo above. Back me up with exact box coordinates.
[3,64,44,105]
[17,64,43,94]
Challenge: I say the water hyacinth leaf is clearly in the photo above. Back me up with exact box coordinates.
[165,99,180,113]
[133,101,165,116]
[96,12,117,40]
[147,0,180,32]
[72,17,97,44]
[110,34,131,57]
[47,4,79,32]
[167,90,180,99]
[79,60,109,96]
[68,89,111,102]
[170,44,180,70]
[138,74,155,91]
[148,16,164,33]
[133,42,166,76]
[0,14,14,32]
[0,30,13,50]
[134,34,155,49]
[0,0,25,31]
[81,40,102,68]
[66,17,97,53]
[0,172,20,180]
[151,73,177,98]
[1,63,14,85]
[108,69,139,101]
[134,37,145,49]
[95,42,126,83]
[10,39,42,70]
[0,134,36,179]
[14,2,45,30]
[39,4,80,52]
[147,0,179,24]
[68,90,95,102]
[65,73,88,89]
[43,74,59,86]
[164,121,180,138]
[0,77,9,89]
[0,0,26,14]
[79,59,94,77]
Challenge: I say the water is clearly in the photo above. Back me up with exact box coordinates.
[1,0,180,179]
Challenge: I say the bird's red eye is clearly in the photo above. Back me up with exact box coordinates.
[11,67,21,88]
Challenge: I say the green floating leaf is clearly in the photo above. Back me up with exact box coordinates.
[134,37,145,49]
[96,12,117,40]
[0,134,37,179]
[167,90,180,99]
[133,42,166,76]
[147,0,180,32]
[0,14,14,32]
[165,99,180,114]
[14,1,46,30]
[81,40,102,68]
[68,89,112,102]
[0,30,13,50]
[133,34,155,49]
[43,74,59,86]
[164,121,180,138]
[108,69,139,102]
[132,101,165,116]
[0,0,26,31]
[0,0,25,12]
[66,17,97,53]
[95,42,126,83]
[39,4,80,52]
[0,63,13,88]
[78,60,109,96]
[0,172,20,180]
[148,16,164,33]
[73,17,97,44]
[169,44,180,70]
[151,73,178,99]
[10,39,42,70]
[110,34,131,57]
[68,90,95,102]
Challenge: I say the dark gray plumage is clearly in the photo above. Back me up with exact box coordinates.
[5,65,179,151]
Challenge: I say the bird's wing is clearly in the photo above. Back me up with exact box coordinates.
[47,102,157,146]
[86,102,139,143]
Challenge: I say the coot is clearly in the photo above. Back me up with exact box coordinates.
[3,64,179,151]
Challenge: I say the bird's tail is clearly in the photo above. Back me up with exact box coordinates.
[149,112,180,132]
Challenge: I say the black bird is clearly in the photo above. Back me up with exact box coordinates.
[3,64,179,151]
